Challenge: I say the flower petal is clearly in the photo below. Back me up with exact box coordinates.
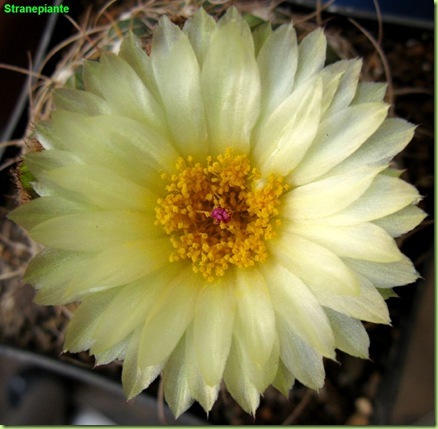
[164,327,221,416]
[194,279,236,386]
[272,360,295,397]
[257,335,281,392]
[225,329,280,400]
[122,327,164,400]
[327,117,416,176]
[82,59,104,97]
[294,28,326,87]
[224,337,260,415]
[184,326,220,413]
[252,75,323,176]
[28,210,161,252]
[262,262,335,358]
[8,195,93,230]
[344,255,419,288]
[118,32,160,100]
[373,205,427,237]
[48,111,179,188]
[161,335,195,418]
[201,12,260,155]
[252,22,273,56]
[290,102,388,185]
[234,269,276,368]
[151,17,208,158]
[46,164,157,212]
[83,54,167,133]
[91,267,182,354]
[25,149,79,178]
[352,82,387,104]
[53,88,110,115]
[64,238,171,299]
[35,120,62,150]
[137,268,199,367]
[319,63,346,116]
[283,165,383,220]
[324,308,369,358]
[64,288,120,352]
[277,318,325,389]
[257,24,298,118]
[322,59,362,118]
[310,174,422,226]
[377,288,399,300]
[285,221,404,262]
[24,248,90,305]
[183,8,217,66]
[270,233,360,295]
[315,274,390,324]
[94,335,130,365]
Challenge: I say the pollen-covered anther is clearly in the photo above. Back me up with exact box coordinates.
[155,149,288,281]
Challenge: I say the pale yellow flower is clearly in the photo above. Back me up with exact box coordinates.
[10,8,425,417]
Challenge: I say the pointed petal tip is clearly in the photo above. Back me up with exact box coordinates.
[123,386,138,402]
[168,399,195,420]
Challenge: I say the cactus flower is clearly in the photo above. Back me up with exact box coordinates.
[10,7,425,417]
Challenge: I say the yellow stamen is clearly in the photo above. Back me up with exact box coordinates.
[155,149,288,281]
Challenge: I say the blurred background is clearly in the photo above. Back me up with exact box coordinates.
[0,0,434,425]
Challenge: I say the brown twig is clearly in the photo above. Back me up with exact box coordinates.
[94,0,120,26]
[348,18,394,113]
[294,0,336,25]
[282,388,313,425]
[392,87,433,96]
[157,376,168,425]
[0,140,24,149]
[0,155,22,173]
[373,0,383,46]
[0,269,26,281]
[63,14,103,58]
[0,63,49,81]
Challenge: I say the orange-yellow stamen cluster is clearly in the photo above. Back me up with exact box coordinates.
[155,149,288,282]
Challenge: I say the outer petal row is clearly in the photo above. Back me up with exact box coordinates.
[24,239,171,304]
[27,210,162,252]
[252,75,323,176]
[82,54,166,134]
[36,112,179,193]
[257,24,298,118]
[270,233,360,296]
[151,17,208,158]
[310,174,422,226]
[284,221,404,263]
[282,165,384,220]
[201,9,261,155]
[261,262,335,358]
[194,280,236,386]
[324,308,369,358]
[290,102,388,185]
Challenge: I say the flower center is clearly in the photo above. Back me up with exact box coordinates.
[155,149,288,282]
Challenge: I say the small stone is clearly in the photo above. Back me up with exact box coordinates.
[355,397,373,417]
[346,413,369,425]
